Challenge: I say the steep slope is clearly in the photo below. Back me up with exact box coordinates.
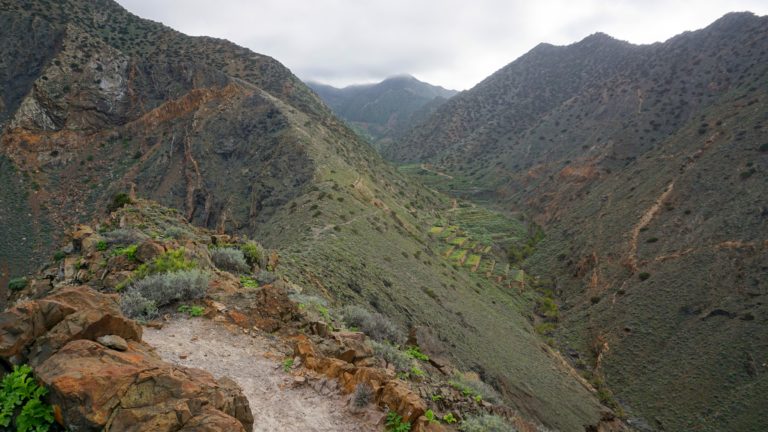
[0,1,617,430]
[391,12,768,432]
[308,75,456,151]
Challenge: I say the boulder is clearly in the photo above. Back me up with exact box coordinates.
[135,240,165,264]
[37,339,253,431]
[96,335,128,351]
[0,286,254,431]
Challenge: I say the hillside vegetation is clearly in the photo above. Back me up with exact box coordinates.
[0,1,621,430]
[390,12,768,432]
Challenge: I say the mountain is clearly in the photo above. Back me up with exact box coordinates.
[0,1,622,430]
[307,75,457,151]
[390,12,768,432]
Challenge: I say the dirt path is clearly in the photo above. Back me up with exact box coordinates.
[143,318,381,432]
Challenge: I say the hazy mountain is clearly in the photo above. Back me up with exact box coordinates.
[307,75,457,151]
[391,12,768,431]
[0,1,622,430]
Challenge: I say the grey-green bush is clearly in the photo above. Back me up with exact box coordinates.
[342,305,401,343]
[120,289,159,321]
[370,340,412,373]
[459,414,518,432]
[211,247,250,273]
[352,383,373,408]
[450,374,501,404]
[127,269,209,309]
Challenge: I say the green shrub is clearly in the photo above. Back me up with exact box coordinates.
[113,244,138,262]
[442,413,458,424]
[282,358,294,373]
[134,248,195,280]
[177,304,205,317]
[107,193,132,213]
[405,346,429,361]
[8,277,28,292]
[459,414,518,432]
[342,305,401,343]
[385,411,411,432]
[211,247,250,273]
[638,272,651,281]
[120,289,159,321]
[370,341,412,373]
[240,241,265,267]
[0,365,55,432]
[53,251,66,262]
[239,276,259,289]
[96,240,108,251]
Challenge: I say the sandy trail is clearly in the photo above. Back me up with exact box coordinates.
[143,318,381,432]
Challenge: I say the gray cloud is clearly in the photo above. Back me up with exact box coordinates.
[117,0,767,90]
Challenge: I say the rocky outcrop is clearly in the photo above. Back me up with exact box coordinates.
[292,333,440,431]
[0,286,253,431]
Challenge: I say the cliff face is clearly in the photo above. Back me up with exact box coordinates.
[389,12,768,432]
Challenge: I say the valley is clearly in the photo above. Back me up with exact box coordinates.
[0,1,765,431]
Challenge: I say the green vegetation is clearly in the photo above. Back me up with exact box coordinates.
[638,272,650,281]
[107,192,132,213]
[449,374,501,404]
[133,248,195,280]
[210,247,250,273]
[370,341,411,373]
[442,413,458,424]
[385,411,411,432]
[96,240,108,251]
[341,305,401,343]
[240,241,265,267]
[352,384,372,408]
[282,358,294,373]
[177,304,205,317]
[121,269,209,320]
[53,251,66,261]
[405,346,429,361]
[113,244,138,262]
[0,365,55,432]
[8,277,28,292]
[423,409,437,423]
[239,275,259,289]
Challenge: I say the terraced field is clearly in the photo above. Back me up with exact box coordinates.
[428,203,530,287]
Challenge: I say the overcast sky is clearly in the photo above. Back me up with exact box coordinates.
[116,0,767,90]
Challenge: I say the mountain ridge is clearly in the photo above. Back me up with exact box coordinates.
[387,10,768,432]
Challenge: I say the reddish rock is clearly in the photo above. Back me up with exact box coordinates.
[38,339,253,431]
[0,286,254,432]
[380,380,427,423]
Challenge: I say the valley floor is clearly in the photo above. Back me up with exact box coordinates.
[144,318,383,432]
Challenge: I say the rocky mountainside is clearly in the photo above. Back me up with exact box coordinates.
[308,75,457,151]
[0,1,623,430]
[390,12,768,432]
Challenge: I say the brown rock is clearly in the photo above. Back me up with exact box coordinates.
[227,310,250,328]
[135,240,165,264]
[37,339,253,432]
[331,331,373,363]
[96,335,129,351]
[380,380,427,423]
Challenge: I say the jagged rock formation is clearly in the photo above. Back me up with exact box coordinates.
[0,285,254,431]
[308,75,457,151]
[390,12,768,432]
